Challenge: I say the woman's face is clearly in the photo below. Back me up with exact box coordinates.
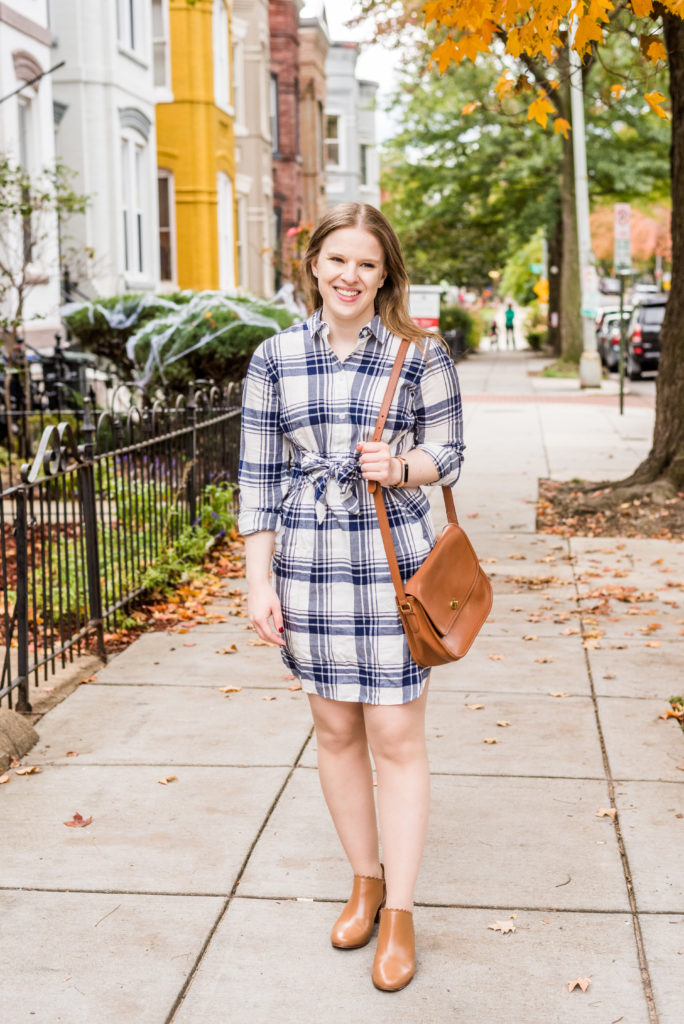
[312,226,386,330]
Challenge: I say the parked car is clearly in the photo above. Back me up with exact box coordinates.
[626,294,668,379]
[597,308,632,372]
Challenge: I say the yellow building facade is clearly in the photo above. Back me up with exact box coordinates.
[156,0,237,290]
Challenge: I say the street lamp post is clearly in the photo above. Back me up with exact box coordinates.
[569,27,602,387]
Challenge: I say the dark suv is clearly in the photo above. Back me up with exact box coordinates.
[626,294,668,379]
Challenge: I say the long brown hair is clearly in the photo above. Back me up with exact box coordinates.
[301,203,442,347]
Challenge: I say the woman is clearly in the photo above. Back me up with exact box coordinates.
[238,203,464,991]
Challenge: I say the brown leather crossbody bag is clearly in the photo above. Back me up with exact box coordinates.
[368,340,493,668]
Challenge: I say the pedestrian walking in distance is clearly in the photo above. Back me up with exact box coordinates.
[505,302,515,348]
[489,319,499,349]
[239,203,464,992]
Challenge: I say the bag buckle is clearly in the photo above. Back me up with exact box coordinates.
[399,601,412,613]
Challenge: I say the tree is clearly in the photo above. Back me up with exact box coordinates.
[362,0,684,493]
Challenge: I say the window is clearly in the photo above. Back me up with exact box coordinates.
[121,134,146,275]
[152,0,170,89]
[117,0,141,53]
[17,96,34,262]
[157,169,175,282]
[213,0,230,113]
[236,193,248,288]
[325,114,340,166]
[360,144,370,187]
[217,171,235,290]
[273,206,282,290]
[270,74,279,153]
[294,77,300,156]
[232,21,246,128]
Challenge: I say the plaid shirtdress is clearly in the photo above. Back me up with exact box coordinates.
[238,310,465,705]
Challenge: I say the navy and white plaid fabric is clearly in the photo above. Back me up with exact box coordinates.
[238,309,465,705]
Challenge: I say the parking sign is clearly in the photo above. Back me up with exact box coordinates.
[614,204,631,274]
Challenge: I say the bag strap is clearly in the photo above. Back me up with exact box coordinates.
[367,340,459,606]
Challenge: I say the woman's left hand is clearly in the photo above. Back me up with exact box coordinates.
[356,441,399,487]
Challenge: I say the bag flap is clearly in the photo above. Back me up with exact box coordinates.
[404,523,483,637]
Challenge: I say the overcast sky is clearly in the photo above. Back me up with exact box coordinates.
[300,0,402,142]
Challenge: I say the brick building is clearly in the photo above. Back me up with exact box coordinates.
[269,0,303,287]
[298,11,329,229]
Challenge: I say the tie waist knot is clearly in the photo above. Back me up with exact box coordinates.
[293,452,362,523]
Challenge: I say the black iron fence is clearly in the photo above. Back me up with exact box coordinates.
[0,384,242,711]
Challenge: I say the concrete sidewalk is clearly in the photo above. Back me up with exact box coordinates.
[2,348,682,1024]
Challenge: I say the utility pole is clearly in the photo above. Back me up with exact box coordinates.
[569,28,602,387]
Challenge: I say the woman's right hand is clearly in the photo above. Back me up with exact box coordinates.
[248,582,286,646]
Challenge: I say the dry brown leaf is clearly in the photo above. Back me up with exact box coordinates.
[283,673,296,680]
[219,685,242,694]
[248,639,272,647]
[562,627,581,636]
[81,675,98,683]
[0,773,10,784]
[602,672,616,680]
[523,634,538,641]
[496,720,510,727]
[567,977,591,993]
[158,775,178,785]
[66,751,79,757]
[262,695,277,701]
[183,642,197,648]
[549,691,569,698]
[14,765,41,775]
[508,553,526,560]
[645,641,662,648]
[676,763,684,771]
[488,920,516,934]
[596,807,617,819]
[483,737,498,745]
[488,653,505,661]
[288,681,302,691]
[535,656,553,663]
[467,703,485,710]
[64,812,93,828]
[215,645,238,654]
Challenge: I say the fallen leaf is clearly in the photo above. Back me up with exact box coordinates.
[248,639,272,647]
[467,703,485,710]
[158,775,178,785]
[523,634,538,641]
[488,654,505,661]
[81,675,98,683]
[14,765,42,775]
[488,920,516,934]
[66,751,79,757]
[596,807,617,819]
[602,673,616,680]
[496,720,510,727]
[283,673,296,680]
[645,641,662,648]
[549,691,569,698]
[483,737,499,744]
[219,685,242,694]
[535,656,553,663]
[288,681,302,691]
[562,627,581,635]
[567,977,591,993]
[215,645,238,654]
[64,812,93,828]
[262,695,277,701]
[0,773,10,784]
[183,642,197,648]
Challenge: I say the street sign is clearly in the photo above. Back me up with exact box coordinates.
[529,263,543,273]
[614,203,631,274]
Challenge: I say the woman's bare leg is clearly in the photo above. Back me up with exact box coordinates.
[308,693,382,878]
[363,683,430,910]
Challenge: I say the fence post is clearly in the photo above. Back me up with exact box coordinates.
[14,487,31,713]
[186,386,197,525]
[79,400,106,661]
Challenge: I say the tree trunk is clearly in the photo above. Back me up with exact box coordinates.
[623,11,684,490]
[548,201,563,356]
[558,54,583,362]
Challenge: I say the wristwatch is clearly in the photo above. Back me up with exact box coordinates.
[395,456,410,487]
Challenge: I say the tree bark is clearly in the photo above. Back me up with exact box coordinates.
[548,201,563,356]
[558,49,583,362]
[623,11,684,490]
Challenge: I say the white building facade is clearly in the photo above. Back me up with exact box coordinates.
[0,1,61,347]
[50,0,162,298]
[324,41,380,209]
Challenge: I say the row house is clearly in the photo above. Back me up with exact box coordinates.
[2,0,379,347]
[0,1,60,346]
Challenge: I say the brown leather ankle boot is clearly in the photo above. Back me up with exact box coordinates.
[372,908,415,991]
[330,872,385,949]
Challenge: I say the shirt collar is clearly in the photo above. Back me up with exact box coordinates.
[307,308,388,346]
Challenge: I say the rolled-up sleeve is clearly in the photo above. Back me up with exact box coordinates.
[413,342,465,486]
[238,342,291,536]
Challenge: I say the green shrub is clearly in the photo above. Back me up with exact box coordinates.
[439,305,479,348]
[527,329,547,351]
